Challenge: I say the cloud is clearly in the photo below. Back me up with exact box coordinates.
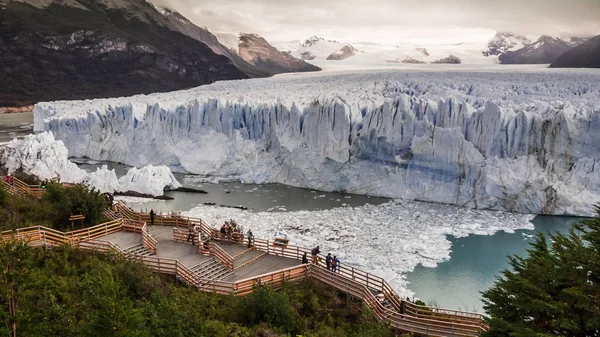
[149,0,600,44]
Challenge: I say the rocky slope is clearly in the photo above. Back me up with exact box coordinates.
[235,34,320,75]
[326,44,359,60]
[0,0,251,107]
[550,35,600,68]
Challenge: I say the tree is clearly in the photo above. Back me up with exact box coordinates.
[482,206,600,337]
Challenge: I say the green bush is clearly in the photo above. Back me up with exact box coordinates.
[235,284,302,333]
[42,182,107,229]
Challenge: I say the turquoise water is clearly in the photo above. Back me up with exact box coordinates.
[405,215,582,313]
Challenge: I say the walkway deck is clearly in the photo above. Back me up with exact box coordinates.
[103,226,300,281]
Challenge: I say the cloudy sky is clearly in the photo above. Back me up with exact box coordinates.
[151,0,600,44]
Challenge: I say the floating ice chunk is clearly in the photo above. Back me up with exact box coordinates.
[118,165,182,197]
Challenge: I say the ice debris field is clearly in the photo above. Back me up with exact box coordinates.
[33,69,600,216]
[0,132,181,196]
[183,199,535,298]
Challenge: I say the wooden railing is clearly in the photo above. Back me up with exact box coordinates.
[0,176,44,197]
[309,266,482,337]
[105,202,489,335]
[233,264,309,296]
[209,242,234,271]
[141,223,157,254]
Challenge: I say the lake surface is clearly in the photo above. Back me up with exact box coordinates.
[405,215,579,312]
[0,112,33,144]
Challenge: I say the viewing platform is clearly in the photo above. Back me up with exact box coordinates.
[0,176,488,337]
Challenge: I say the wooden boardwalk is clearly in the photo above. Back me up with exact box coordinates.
[102,226,300,282]
[0,175,489,337]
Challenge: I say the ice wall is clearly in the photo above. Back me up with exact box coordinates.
[34,70,600,215]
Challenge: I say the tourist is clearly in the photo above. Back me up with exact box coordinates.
[247,230,254,248]
[187,224,195,243]
[5,173,12,185]
[311,245,320,264]
[226,223,232,244]
[326,253,332,271]
[220,224,226,242]
[302,252,308,264]
[150,209,156,226]
[332,256,340,273]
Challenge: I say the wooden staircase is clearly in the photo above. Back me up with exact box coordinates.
[123,243,154,256]
[190,258,233,281]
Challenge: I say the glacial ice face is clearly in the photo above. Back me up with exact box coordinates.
[34,70,600,215]
[0,132,181,196]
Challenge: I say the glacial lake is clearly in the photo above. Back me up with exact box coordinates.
[0,114,577,313]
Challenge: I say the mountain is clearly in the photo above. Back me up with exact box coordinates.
[217,33,320,76]
[499,35,586,64]
[293,36,345,60]
[152,7,269,78]
[483,32,531,56]
[0,0,250,107]
[326,44,358,60]
[550,35,600,68]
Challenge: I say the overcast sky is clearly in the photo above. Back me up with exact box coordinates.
[151,0,600,44]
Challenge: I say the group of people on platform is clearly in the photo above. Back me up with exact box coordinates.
[219,219,243,244]
[103,193,115,209]
[302,246,341,273]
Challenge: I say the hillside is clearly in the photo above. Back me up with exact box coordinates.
[0,0,248,107]
[550,35,600,68]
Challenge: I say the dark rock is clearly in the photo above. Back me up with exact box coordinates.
[431,55,462,64]
[114,191,174,200]
[172,187,208,194]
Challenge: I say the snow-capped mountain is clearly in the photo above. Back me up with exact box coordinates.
[216,33,320,75]
[499,35,587,64]
[550,35,600,68]
[0,0,250,107]
[294,36,345,60]
[482,32,531,56]
[276,36,361,61]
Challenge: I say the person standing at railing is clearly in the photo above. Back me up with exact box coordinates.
[302,252,308,264]
[150,209,156,226]
[311,246,320,264]
[332,256,340,273]
[220,224,226,242]
[247,230,254,248]
[326,253,332,271]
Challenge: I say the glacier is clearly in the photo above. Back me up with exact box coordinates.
[33,69,600,216]
[0,132,181,196]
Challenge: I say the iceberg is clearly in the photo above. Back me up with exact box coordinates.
[117,165,181,196]
[33,70,600,215]
[0,132,181,196]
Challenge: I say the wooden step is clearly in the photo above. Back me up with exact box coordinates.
[123,243,153,256]
[193,258,233,280]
